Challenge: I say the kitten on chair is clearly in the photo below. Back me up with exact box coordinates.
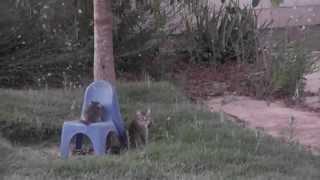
[128,109,152,149]
[81,101,104,125]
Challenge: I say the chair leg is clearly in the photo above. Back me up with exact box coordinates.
[60,133,73,159]
[90,134,107,156]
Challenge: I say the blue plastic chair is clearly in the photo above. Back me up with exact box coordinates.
[59,80,127,159]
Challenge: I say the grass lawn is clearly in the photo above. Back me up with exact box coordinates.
[0,81,320,179]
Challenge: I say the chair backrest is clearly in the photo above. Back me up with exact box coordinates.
[81,80,127,145]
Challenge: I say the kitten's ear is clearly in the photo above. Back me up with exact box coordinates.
[136,110,142,116]
[91,101,98,105]
[146,108,151,115]
[98,103,104,108]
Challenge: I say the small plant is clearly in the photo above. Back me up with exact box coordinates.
[245,27,313,100]
[279,115,297,143]
[269,40,312,99]
[271,0,284,7]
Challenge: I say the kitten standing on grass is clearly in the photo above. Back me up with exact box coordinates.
[128,109,152,149]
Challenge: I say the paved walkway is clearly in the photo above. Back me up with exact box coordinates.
[206,65,320,154]
[206,96,320,153]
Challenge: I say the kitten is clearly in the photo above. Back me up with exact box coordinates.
[81,101,104,125]
[128,109,152,149]
[79,101,123,155]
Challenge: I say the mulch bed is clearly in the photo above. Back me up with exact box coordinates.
[171,61,256,101]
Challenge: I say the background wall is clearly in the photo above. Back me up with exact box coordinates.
[209,0,320,8]
[208,0,320,27]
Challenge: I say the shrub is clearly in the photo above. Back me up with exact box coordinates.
[180,0,263,64]
[0,0,94,88]
[0,0,171,87]
[270,41,312,99]
[113,0,170,79]
[246,30,313,100]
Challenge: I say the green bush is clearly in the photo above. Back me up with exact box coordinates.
[181,0,262,64]
[245,31,313,100]
[0,0,94,88]
[0,0,169,88]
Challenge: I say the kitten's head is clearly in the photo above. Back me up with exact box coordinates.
[84,101,103,120]
[89,101,103,112]
[136,109,152,128]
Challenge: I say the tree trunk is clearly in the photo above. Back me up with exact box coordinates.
[94,0,116,84]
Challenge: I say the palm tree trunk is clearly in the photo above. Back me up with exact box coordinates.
[94,0,116,83]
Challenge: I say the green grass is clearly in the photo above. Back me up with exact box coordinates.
[1,81,320,179]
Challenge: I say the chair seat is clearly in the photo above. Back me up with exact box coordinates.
[63,120,115,132]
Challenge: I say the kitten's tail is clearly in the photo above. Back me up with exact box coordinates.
[126,130,131,150]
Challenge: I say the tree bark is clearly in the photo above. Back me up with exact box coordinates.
[94,0,116,84]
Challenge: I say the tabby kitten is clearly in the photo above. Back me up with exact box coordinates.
[128,109,152,149]
[81,101,104,125]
